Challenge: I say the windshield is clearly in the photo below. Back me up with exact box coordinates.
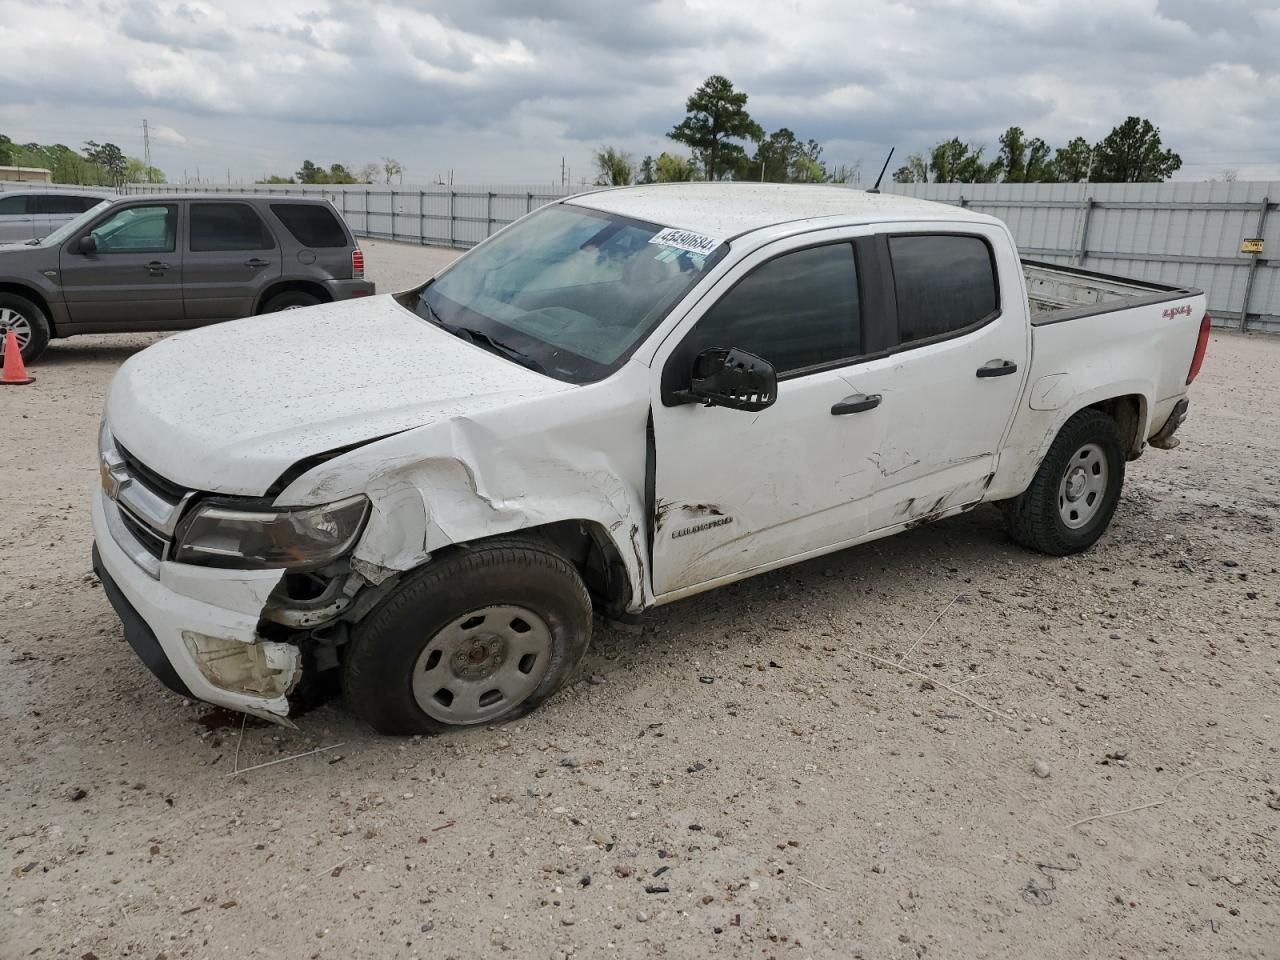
[38,200,111,247]
[411,203,727,383]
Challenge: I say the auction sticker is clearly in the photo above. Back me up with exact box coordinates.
[649,227,724,255]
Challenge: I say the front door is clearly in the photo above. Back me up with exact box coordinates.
[182,201,282,321]
[59,202,183,328]
[650,235,886,598]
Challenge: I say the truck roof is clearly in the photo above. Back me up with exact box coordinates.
[566,183,995,242]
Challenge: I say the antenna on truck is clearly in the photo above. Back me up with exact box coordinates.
[867,147,895,194]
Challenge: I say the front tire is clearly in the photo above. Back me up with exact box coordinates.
[1003,408,1125,556]
[342,540,592,735]
[0,293,51,364]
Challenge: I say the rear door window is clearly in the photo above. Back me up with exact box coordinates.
[0,195,31,215]
[889,235,998,343]
[37,194,102,215]
[190,202,276,251]
[683,243,861,375]
[269,203,348,247]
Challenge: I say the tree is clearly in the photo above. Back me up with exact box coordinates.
[637,155,656,184]
[927,138,999,183]
[296,160,327,183]
[593,146,634,186]
[996,126,1056,183]
[739,129,830,183]
[124,156,165,183]
[1053,137,1093,182]
[382,157,403,184]
[257,174,296,184]
[893,153,930,183]
[669,74,764,180]
[357,162,381,184]
[326,163,358,184]
[1091,116,1181,182]
[84,140,128,186]
[653,152,700,182]
[826,161,861,185]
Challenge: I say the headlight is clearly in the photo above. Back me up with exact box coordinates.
[173,495,370,570]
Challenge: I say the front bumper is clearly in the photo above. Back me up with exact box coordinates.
[324,278,376,301]
[92,487,299,721]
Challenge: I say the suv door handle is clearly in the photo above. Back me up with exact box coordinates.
[145,260,170,273]
[976,359,1018,378]
[831,393,882,415]
[244,258,271,268]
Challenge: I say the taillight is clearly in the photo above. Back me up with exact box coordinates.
[1187,311,1210,384]
[351,248,365,280]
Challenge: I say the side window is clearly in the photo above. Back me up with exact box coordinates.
[38,194,99,215]
[269,203,348,247]
[0,195,30,215]
[190,202,275,252]
[683,243,860,375]
[89,204,178,254]
[889,235,998,343]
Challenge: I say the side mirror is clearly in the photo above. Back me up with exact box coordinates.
[677,347,777,412]
[77,235,98,255]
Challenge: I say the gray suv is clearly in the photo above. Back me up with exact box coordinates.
[0,194,373,362]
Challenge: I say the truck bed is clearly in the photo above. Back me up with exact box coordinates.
[1023,260,1199,325]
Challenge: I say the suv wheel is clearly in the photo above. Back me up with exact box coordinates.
[0,293,51,364]
[342,539,593,735]
[261,290,322,313]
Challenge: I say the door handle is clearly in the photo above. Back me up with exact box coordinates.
[976,359,1018,378]
[244,258,271,268]
[831,393,882,415]
[145,260,170,273]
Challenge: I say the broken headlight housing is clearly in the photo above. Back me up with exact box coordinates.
[173,495,370,570]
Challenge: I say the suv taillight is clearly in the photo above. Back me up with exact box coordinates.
[351,248,365,280]
[1187,311,1211,384]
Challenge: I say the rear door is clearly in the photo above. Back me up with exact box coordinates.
[855,228,1030,530]
[33,193,102,240]
[0,194,35,242]
[182,200,282,321]
[58,201,184,327]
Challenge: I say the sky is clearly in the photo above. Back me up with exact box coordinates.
[1,0,1278,186]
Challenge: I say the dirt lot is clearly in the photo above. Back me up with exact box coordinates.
[3,239,1277,960]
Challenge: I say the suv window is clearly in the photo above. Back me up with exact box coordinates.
[269,203,347,247]
[683,243,860,375]
[190,202,275,251]
[0,195,30,215]
[89,204,178,254]
[37,194,101,215]
[889,235,998,343]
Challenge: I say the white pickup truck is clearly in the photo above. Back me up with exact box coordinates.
[92,184,1210,733]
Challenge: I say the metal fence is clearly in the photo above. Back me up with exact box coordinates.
[884,181,1279,333]
[120,181,577,248]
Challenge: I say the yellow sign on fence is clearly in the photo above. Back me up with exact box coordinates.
[1241,238,1264,254]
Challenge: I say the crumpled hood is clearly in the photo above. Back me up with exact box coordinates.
[106,295,571,496]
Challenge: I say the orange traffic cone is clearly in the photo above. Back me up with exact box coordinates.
[1,328,34,385]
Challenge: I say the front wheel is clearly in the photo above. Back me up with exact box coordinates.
[342,539,592,734]
[1003,408,1126,556]
[0,293,51,364]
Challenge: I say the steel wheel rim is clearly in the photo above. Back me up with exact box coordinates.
[0,307,32,352]
[412,604,554,724]
[1058,442,1108,529]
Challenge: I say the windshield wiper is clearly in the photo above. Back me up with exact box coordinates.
[419,297,547,375]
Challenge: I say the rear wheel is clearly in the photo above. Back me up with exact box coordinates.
[0,293,51,364]
[1003,408,1125,555]
[261,290,322,313]
[342,539,592,735]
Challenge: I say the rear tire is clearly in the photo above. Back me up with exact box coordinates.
[260,290,322,313]
[0,293,51,364]
[342,539,592,735]
[1003,408,1125,556]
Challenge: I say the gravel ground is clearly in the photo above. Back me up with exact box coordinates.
[2,239,1277,960]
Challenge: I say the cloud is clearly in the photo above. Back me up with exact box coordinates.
[0,0,1275,182]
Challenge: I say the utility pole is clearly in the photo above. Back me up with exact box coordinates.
[142,118,152,183]
[561,156,566,189]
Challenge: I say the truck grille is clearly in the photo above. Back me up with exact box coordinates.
[100,434,197,575]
